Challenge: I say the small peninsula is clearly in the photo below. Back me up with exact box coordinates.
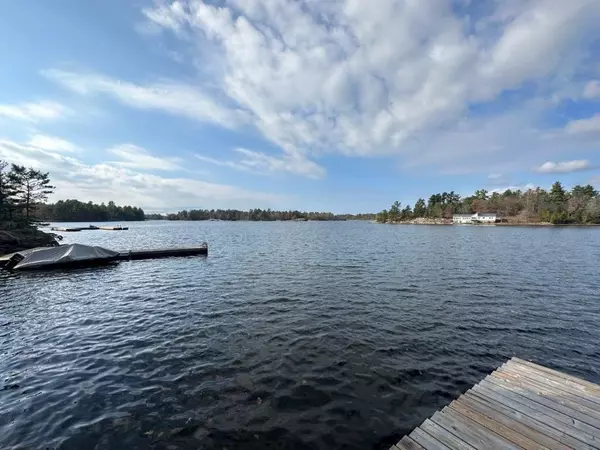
[376,183,600,225]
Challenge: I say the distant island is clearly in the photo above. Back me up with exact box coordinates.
[376,182,600,225]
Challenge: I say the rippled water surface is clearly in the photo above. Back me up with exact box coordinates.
[2,221,600,449]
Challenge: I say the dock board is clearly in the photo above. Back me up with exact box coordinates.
[393,357,600,449]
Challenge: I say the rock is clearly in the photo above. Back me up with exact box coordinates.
[0,227,59,256]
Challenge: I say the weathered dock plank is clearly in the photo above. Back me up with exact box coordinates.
[392,357,600,449]
[394,436,425,450]
[492,367,600,421]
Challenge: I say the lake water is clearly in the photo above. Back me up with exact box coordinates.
[1,221,600,449]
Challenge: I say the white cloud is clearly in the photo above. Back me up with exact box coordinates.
[565,114,600,134]
[195,147,325,178]
[42,69,245,128]
[43,0,600,177]
[491,183,536,194]
[27,135,77,152]
[140,0,600,162]
[0,138,284,209]
[109,144,181,171]
[583,80,600,99]
[535,160,590,173]
[0,101,66,122]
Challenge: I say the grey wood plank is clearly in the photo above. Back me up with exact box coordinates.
[395,436,426,450]
[447,400,547,450]
[458,391,575,450]
[410,427,452,450]
[511,358,600,393]
[494,367,600,422]
[488,372,600,430]
[420,418,476,450]
[431,409,520,450]
[468,389,596,450]
[473,382,600,448]
[450,396,561,450]
[502,363,600,410]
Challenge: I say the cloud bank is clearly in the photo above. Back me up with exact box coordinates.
[41,0,600,180]
[0,138,284,210]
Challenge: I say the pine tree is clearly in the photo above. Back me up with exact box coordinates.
[9,165,55,223]
[549,181,567,205]
[0,160,17,222]
[413,198,426,217]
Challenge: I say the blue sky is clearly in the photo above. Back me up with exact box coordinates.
[1,0,599,213]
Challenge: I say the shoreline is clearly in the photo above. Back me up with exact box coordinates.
[378,219,600,227]
[0,227,59,256]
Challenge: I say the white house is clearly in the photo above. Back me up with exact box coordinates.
[452,212,498,224]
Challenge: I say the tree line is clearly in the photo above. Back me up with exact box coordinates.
[1,158,144,224]
[148,209,376,221]
[377,182,600,224]
[36,200,145,222]
[0,159,54,227]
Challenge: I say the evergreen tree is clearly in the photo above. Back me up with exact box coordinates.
[549,181,567,205]
[0,160,17,222]
[388,201,401,221]
[413,198,426,217]
[9,165,55,223]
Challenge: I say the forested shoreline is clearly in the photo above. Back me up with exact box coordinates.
[37,200,145,222]
[377,182,600,225]
[0,160,58,253]
[147,209,376,221]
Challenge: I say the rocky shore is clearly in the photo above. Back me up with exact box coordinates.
[0,227,59,256]
[380,218,452,225]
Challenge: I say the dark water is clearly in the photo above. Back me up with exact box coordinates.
[1,221,600,450]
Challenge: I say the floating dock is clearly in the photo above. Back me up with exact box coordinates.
[0,244,208,270]
[50,225,128,232]
[50,226,91,232]
[116,246,207,260]
[392,357,600,449]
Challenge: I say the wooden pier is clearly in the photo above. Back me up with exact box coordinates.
[393,357,600,449]
[116,246,207,260]
[50,225,128,232]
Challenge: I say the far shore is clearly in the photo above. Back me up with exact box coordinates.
[377,218,600,227]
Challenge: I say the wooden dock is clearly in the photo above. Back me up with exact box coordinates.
[50,225,128,232]
[116,245,207,260]
[393,357,600,450]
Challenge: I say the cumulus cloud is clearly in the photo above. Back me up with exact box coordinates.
[45,0,600,176]
[0,138,284,209]
[141,0,599,156]
[109,144,182,171]
[195,147,325,178]
[535,160,590,173]
[0,101,66,122]
[565,114,600,134]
